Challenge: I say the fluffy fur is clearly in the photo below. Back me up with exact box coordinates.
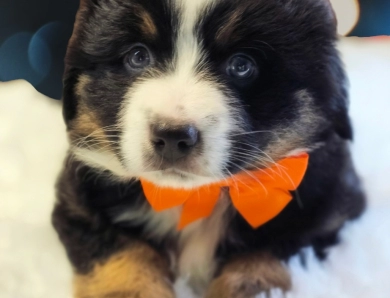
[53,0,366,297]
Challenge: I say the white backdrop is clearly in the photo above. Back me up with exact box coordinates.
[0,37,389,298]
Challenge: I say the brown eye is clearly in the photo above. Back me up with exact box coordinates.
[227,55,257,80]
[125,45,152,70]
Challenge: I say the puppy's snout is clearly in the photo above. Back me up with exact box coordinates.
[150,124,199,162]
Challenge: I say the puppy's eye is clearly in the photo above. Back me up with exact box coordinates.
[227,55,257,80]
[125,45,152,70]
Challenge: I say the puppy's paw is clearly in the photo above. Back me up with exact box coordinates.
[75,272,175,298]
[204,253,291,298]
[74,246,175,298]
[87,286,175,298]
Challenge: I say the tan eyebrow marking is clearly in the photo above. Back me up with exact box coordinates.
[215,10,243,44]
[68,75,110,149]
[138,9,158,38]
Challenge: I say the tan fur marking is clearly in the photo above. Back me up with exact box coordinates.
[215,9,244,44]
[205,252,291,298]
[139,10,158,38]
[68,75,110,150]
[74,244,174,298]
[266,137,304,161]
[264,90,325,160]
[79,0,88,9]
[75,74,91,98]
[69,106,102,140]
[215,2,258,45]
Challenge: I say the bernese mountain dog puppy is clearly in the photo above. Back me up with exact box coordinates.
[53,0,366,297]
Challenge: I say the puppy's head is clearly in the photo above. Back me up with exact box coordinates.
[63,0,351,188]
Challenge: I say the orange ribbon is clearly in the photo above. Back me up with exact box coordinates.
[141,153,309,230]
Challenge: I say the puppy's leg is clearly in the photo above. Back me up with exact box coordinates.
[52,197,174,298]
[205,252,291,298]
[74,243,174,298]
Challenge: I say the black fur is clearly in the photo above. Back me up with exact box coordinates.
[53,0,366,290]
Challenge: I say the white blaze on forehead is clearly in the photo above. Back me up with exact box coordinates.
[176,0,215,30]
[174,0,217,77]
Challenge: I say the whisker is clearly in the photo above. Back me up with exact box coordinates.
[226,161,269,203]
[72,125,121,144]
[223,166,240,198]
[229,130,278,137]
[233,142,277,165]
[229,149,272,168]
[227,162,262,193]
[227,156,275,180]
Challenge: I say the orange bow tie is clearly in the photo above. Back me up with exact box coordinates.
[141,153,309,230]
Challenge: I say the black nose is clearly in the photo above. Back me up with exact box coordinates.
[151,124,199,162]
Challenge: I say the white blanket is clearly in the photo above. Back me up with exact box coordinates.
[1,37,389,298]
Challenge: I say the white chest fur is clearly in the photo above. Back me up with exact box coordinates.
[114,191,230,293]
[177,193,230,293]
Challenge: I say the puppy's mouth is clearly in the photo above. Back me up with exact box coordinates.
[144,167,209,180]
[162,168,188,176]
[161,168,203,182]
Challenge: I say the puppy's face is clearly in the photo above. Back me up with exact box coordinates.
[63,0,351,188]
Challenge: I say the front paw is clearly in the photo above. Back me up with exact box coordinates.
[75,273,175,298]
[75,274,175,298]
[92,286,175,298]
[204,253,291,298]
[74,246,175,298]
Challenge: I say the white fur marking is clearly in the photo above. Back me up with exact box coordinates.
[114,205,182,240]
[114,189,230,293]
[72,148,128,177]
[174,0,216,77]
[178,190,230,293]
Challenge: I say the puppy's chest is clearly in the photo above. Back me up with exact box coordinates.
[113,191,231,291]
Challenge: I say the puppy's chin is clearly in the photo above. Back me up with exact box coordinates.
[139,169,219,189]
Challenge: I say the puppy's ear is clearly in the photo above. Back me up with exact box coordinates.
[313,0,351,139]
[62,70,80,126]
[328,57,353,141]
[332,87,353,141]
[314,0,338,31]
[79,0,99,8]
[65,0,96,69]
[62,0,98,125]
[324,0,338,25]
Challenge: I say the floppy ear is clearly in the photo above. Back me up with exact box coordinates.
[318,0,338,30]
[65,0,98,70]
[332,85,353,141]
[316,0,353,139]
[328,55,354,141]
[79,0,99,8]
[62,0,97,125]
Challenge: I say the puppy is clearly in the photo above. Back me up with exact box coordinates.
[53,0,366,297]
